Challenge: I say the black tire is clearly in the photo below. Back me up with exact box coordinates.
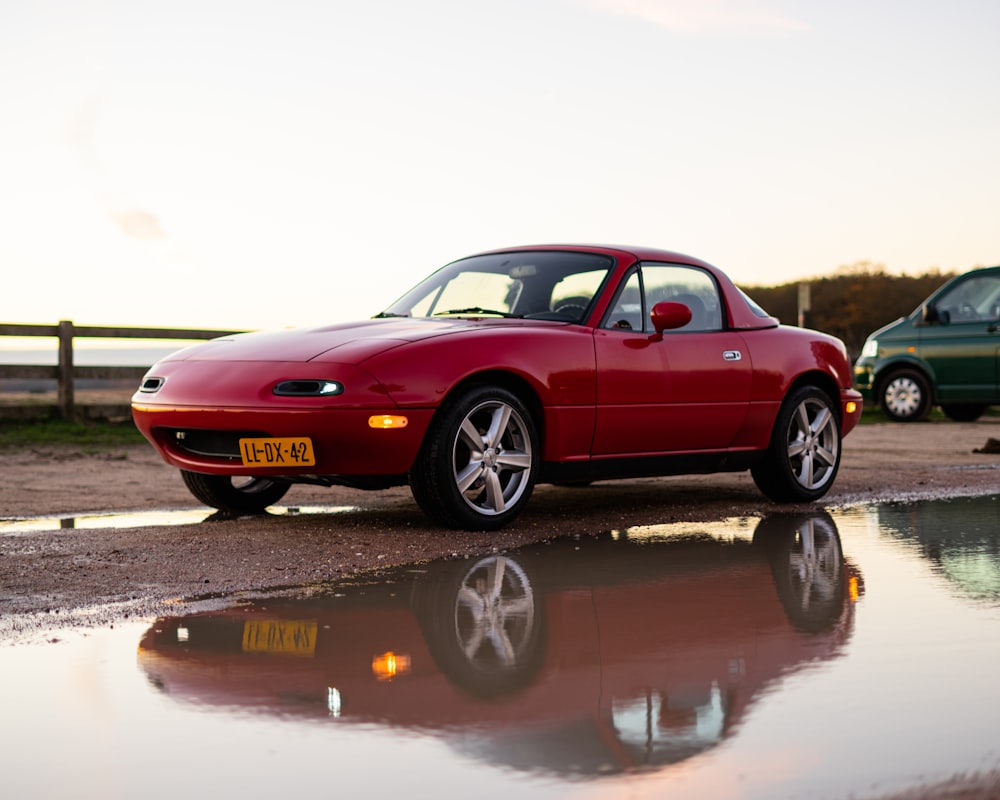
[180,470,290,513]
[409,385,539,530]
[941,403,988,422]
[751,386,842,502]
[879,368,932,422]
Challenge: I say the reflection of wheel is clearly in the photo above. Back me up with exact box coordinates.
[180,470,290,513]
[413,555,545,697]
[751,386,841,502]
[879,369,931,422]
[410,385,538,530]
[941,403,987,422]
[753,512,844,632]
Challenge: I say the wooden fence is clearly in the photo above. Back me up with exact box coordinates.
[0,320,244,420]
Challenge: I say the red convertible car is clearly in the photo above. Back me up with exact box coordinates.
[132,244,862,529]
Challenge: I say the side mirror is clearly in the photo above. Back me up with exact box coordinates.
[650,301,692,333]
[922,303,949,325]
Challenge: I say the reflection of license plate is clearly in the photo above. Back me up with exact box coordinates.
[242,619,318,656]
[239,437,315,467]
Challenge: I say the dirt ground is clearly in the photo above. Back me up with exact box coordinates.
[2,419,999,799]
[2,417,998,624]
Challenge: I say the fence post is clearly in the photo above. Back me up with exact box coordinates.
[57,319,75,421]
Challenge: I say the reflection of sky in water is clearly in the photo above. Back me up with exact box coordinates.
[2,497,1000,800]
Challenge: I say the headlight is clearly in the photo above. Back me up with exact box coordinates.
[860,338,878,359]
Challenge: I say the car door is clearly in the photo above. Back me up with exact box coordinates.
[921,270,1000,403]
[592,264,752,456]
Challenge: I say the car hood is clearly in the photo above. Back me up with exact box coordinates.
[158,317,561,365]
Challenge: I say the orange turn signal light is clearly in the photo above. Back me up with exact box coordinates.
[845,401,858,414]
[368,415,409,429]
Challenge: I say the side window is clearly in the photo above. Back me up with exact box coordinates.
[936,273,1000,322]
[643,264,722,332]
[602,264,722,332]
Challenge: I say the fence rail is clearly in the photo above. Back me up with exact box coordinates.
[0,320,244,420]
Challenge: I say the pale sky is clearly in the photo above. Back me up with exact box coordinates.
[2,0,998,331]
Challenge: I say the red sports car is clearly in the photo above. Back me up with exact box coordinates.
[132,244,862,529]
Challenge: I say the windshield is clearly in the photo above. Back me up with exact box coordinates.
[378,251,614,322]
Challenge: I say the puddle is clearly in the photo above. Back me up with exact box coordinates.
[3,497,1000,799]
[0,504,356,534]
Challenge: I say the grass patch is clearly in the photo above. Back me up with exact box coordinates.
[0,419,147,451]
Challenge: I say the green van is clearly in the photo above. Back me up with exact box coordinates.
[854,266,1000,421]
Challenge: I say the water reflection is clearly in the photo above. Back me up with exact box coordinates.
[0,504,355,534]
[137,511,862,777]
[875,495,1000,604]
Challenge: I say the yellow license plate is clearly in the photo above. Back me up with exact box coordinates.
[239,437,315,467]
[242,619,318,656]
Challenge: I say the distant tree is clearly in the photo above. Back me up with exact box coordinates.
[740,262,956,361]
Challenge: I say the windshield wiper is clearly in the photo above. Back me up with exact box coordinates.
[372,311,410,318]
[433,307,521,318]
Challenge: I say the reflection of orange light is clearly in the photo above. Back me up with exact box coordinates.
[907,346,916,353]
[368,415,409,429]
[849,576,860,603]
[845,401,858,415]
[372,651,411,681]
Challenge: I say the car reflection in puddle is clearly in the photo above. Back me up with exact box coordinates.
[137,511,863,777]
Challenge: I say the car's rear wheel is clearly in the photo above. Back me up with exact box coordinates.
[180,470,290,513]
[751,386,841,502]
[410,385,538,530]
[879,368,932,422]
[941,403,988,422]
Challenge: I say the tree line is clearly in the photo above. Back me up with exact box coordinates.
[739,262,957,362]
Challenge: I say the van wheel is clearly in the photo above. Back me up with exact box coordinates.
[879,369,932,422]
[941,403,987,422]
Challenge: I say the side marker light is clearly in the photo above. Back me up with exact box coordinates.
[368,415,408,429]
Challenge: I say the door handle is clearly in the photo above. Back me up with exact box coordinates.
[723,350,742,361]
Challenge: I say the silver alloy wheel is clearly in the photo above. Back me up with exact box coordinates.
[883,375,924,418]
[452,399,534,517]
[786,396,839,491]
[453,556,535,671]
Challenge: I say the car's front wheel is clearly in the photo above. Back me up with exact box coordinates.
[410,385,538,530]
[879,368,932,422]
[180,470,290,513]
[751,386,842,502]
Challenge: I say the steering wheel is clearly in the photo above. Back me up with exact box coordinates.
[949,302,979,321]
[552,296,590,319]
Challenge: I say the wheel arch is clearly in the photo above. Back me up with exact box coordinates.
[426,369,546,446]
[785,370,844,424]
